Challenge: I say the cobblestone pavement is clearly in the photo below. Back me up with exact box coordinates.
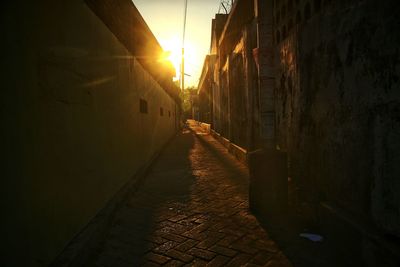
[88,121,292,267]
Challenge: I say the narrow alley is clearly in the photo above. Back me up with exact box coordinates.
[86,121,292,266]
[2,1,400,266]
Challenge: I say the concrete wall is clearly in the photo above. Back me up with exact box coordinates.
[199,0,400,262]
[207,4,258,151]
[274,0,400,237]
[0,1,178,266]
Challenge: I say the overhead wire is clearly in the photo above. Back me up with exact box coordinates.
[182,0,188,48]
[181,0,188,90]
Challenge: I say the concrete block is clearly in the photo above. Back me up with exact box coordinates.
[248,149,288,219]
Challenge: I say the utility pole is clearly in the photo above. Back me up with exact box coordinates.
[181,0,188,91]
[181,47,185,91]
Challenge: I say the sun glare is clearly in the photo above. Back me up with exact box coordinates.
[159,36,200,83]
[159,36,181,77]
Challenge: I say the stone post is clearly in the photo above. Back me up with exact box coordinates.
[249,0,287,219]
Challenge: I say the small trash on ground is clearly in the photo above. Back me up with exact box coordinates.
[299,233,324,242]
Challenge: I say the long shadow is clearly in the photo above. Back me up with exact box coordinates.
[188,127,341,267]
[83,128,197,266]
[60,125,263,267]
[188,127,249,191]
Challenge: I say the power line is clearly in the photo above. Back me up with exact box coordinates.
[181,0,188,91]
[182,0,188,48]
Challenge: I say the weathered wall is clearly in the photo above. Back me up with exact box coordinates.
[197,0,399,263]
[274,0,400,237]
[209,3,258,151]
[0,1,178,266]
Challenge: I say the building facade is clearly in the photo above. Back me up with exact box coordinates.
[198,0,400,264]
[1,0,180,266]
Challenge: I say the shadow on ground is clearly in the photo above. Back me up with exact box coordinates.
[85,129,196,266]
[61,123,293,267]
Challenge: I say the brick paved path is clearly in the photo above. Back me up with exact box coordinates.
[89,122,292,267]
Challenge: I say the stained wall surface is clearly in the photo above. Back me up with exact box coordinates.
[274,0,400,237]
[1,1,178,266]
[199,0,400,253]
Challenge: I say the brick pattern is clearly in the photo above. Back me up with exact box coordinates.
[89,122,292,266]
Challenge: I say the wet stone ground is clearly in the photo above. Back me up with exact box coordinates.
[88,122,292,267]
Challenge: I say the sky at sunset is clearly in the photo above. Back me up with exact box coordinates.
[133,0,222,88]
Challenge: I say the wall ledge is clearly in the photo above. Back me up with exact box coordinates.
[210,128,250,165]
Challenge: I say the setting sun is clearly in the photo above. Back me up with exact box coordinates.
[159,36,201,84]
[159,36,181,77]
[133,0,217,88]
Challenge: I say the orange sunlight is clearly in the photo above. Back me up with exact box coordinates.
[133,1,218,88]
[159,35,201,83]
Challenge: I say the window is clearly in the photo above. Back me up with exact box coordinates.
[281,5,286,19]
[304,2,311,21]
[288,0,293,11]
[140,99,148,114]
[168,111,171,117]
[314,0,321,12]
[296,10,301,24]
[276,30,281,43]
[160,107,164,116]
[288,19,293,31]
[282,25,287,39]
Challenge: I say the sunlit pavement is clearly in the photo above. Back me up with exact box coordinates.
[88,120,292,267]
